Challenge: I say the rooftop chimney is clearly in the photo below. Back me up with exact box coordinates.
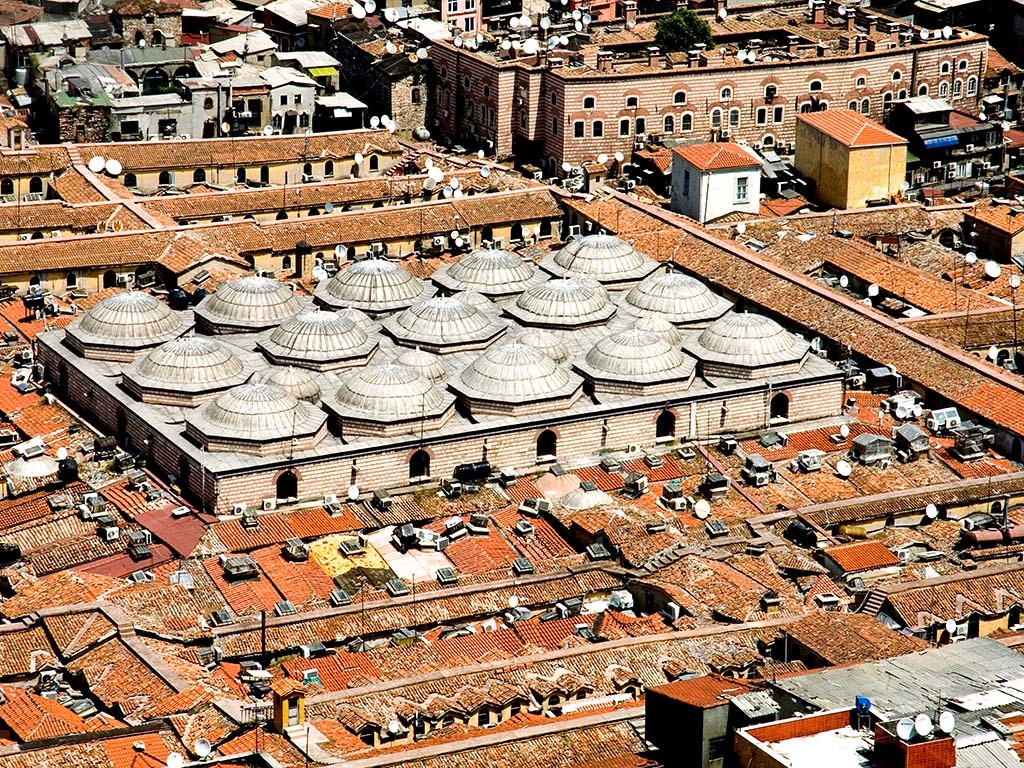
[846,11,856,31]
[647,45,660,68]
[865,14,878,35]
[787,34,800,53]
[596,49,614,72]
[811,0,825,24]
[623,0,637,27]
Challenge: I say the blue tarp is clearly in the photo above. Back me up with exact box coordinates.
[923,134,959,149]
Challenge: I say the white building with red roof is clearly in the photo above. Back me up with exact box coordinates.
[670,142,762,224]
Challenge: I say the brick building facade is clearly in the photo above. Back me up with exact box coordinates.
[431,3,988,171]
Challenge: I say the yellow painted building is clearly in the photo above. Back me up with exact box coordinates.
[794,108,907,210]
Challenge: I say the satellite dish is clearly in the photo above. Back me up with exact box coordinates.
[384,7,397,21]
[938,711,955,735]
[454,189,463,199]
[523,38,539,55]
[347,484,360,500]
[747,50,757,63]
[138,38,147,48]
[896,718,916,741]
[867,283,879,297]
[370,116,381,128]
[449,177,460,189]
[429,167,445,182]
[839,423,850,438]
[423,177,438,191]
[88,156,105,173]
[900,181,910,192]
[614,151,624,162]
[381,114,391,125]
[945,619,957,634]
[263,125,274,136]
[354,152,364,164]
[424,157,433,169]
[450,230,459,239]
[388,719,401,734]
[914,714,932,738]
[988,345,999,361]
[694,499,711,519]
[417,47,428,58]
[509,15,519,27]
[480,167,491,178]
[334,244,348,259]
[572,8,581,18]
[559,34,569,45]
[519,13,530,26]
[352,3,366,18]
[582,12,592,24]
[718,6,727,18]
[836,460,852,478]
[547,36,559,49]
[920,29,928,39]
[509,594,519,608]
[736,221,747,235]
[166,753,185,768]
[105,158,122,176]
[454,35,464,47]
[325,202,335,214]
[442,187,453,198]
[540,16,551,29]
[942,25,952,38]
[984,260,1002,279]
[455,236,464,247]
[1010,274,1022,289]
[737,50,748,63]
[561,161,572,173]
[385,41,398,54]
[56,447,68,461]
[511,40,522,51]
[837,3,846,13]
[839,275,849,288]
[194,739,212,759]
[925,503,939,519]
[965,251,977,264]
[597,153,608,164]
[311,265,328,282]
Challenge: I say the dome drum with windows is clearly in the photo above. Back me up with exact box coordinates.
[682,311,810,379]
[193,276,305,334]
[65,291,189,362]
[322,363,455,437]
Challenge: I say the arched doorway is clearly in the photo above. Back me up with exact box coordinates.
[276,470,298,499]
[537,429,557,460]
[103,270,117,288]
[770,392,790,421]
[656,410,676,440]
[409,450,430,480]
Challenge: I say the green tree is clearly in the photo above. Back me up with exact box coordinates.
[654,9,714,53]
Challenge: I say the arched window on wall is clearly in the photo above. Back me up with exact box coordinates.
[656,410,676,439]
[28,176,42,194]
[276,470,298,499]
[409,450,430,480]
[536,430,557,460]
[770,393,790,421]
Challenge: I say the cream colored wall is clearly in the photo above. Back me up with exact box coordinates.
[845,144,907,208]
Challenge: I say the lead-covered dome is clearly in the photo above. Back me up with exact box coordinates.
[122,336,249,406]
[396,347,447,382]
[185,381,327,455]
[514,329,569,363]
[575,328,696,395]
[505,278,616,328]
[314,258,431,315]
[683,311,810,379]
[325,363,454,436]
[622,271,732,324]
[432,248,544,297]
[257,309,377,370]
[633,315,683,346]
[66,292,186,360]
[540,234,658,285]
[452,341,582,415]
[382,295,506,353]
[261,366,321,402]
[193,276,304,334]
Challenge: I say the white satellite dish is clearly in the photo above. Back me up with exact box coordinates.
[839,275,849,288]
[540,16,551,29]
[547,36,560,49]
[385,41,398,54]
[480,167,491,178]
[597,153,608,164]
[351,4,366,18]
[450,177,460,189]
[920,29,928,40]
[523,38,539,55]
[166,752,185,768]
[561,161,572,173]
[965,251,977,264]
[450,230,459,240]
[454,35,464,47]
[509,15,519,27]
[354,152,364,164]
[263,125,274,136]
[105,158,123,176]
[559,34,569,45]
[737,50,748,62]
[572,8,581,18]
[519,13,530,26]
[718,6,727,18]
[736,221,747,235]
[423,177,438,191]
[984,260,1002,279]
[839,423,850,438]
[938,711,955,735]
[454,189,463,199]
[867,283,879,297]
[417,47,428,58]
[896,718,916,741]
[989,345,999,361]
[370,115,381,128]
[334,244,348,259]
[325,201,335,214]
[442,187,453,198]
[942,25,952,38]
[583,13,592,24]
[194,739,212,759]
[748,50,757,62]
[694,499,711,519]
[1010,274,1022,289]
[430,167,445,182]
[56,447,68,461]
[837,3,846,13]
[914,714,933,738]
[454,236,464,247]
[388,720,401,734]
[88,156,105,173]
[384,7,397,20]
[424,157,433,169]
[511,40,522,51]
[311,265,328,282]
[508,594,519,608]
[836,460,852,478]
[925,503,939,519]
[364,0,376,12]
[944,619,957,634]
[347,484,360,500]
[614,151,624,163]
[381,114,391,125]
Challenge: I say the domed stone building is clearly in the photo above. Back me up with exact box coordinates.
[257,309,377,371]
[432,248,545,298]
[382,296,506,354]
[539,234,658,287]
[65,292,188,361]
[122,336,250,407]
[575,329,697,396]
[313,258,431,316]
[193,276,304,334]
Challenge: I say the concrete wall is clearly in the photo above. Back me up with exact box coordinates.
[670,156,762,223]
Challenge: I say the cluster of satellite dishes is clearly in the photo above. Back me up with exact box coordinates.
[350,0,375,20]
[166,739,212,767]
[86,155,122,177]
[894,711,956,742]
[918,26,955,40]
[369,114,397,132]
[421,159,469,199]
[453,33,484,50]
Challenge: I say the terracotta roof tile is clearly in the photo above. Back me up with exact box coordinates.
[649,674,752,708]
[673,142,760,172]
[0,684,88,741]
[823,540,900,573]
[784,611,927,666]
[798,108,907,147]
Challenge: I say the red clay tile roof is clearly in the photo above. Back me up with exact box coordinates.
[966,202,1024,235]
[0,684,89,741]
[823,540,900,573]
[649,674,752,708]
[798,108,906,147]
[783,611,927,665]
[673,142,760,172]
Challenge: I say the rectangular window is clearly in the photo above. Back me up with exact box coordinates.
[708,737,727,761]
[280,95,287,105]
[551,117,558,135]
[636,117,646,134]
[447,0,457,11]
[736,176,748,202]
[773,106,784,123]
[294,94,302,105]
[683,169,690,195]
[756,107,767,125]
[465,0,475,8]
[729,109,740,128]
[464,15,474,30]
[619,118,630,136]
[573,121,584,138]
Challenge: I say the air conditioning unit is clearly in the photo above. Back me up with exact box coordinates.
[661,601,682,622]
[101,525,120,541]
[232,502,248,516]
[720,129,731,139]
[432,235,446,247]
[568,224,581,237]
[625,180,637,190]
[965,143,975,152]
[493,237,505,248]
[370,242,385,256]
[933,161,943,169]
[50,230,60,238]
[116,274,135,286]
[17,233,29,241]
[324,493,342,513]
[480,239,492,249]
[262,498,276,511]
[524,235,536,246]
[238,111,253,119]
